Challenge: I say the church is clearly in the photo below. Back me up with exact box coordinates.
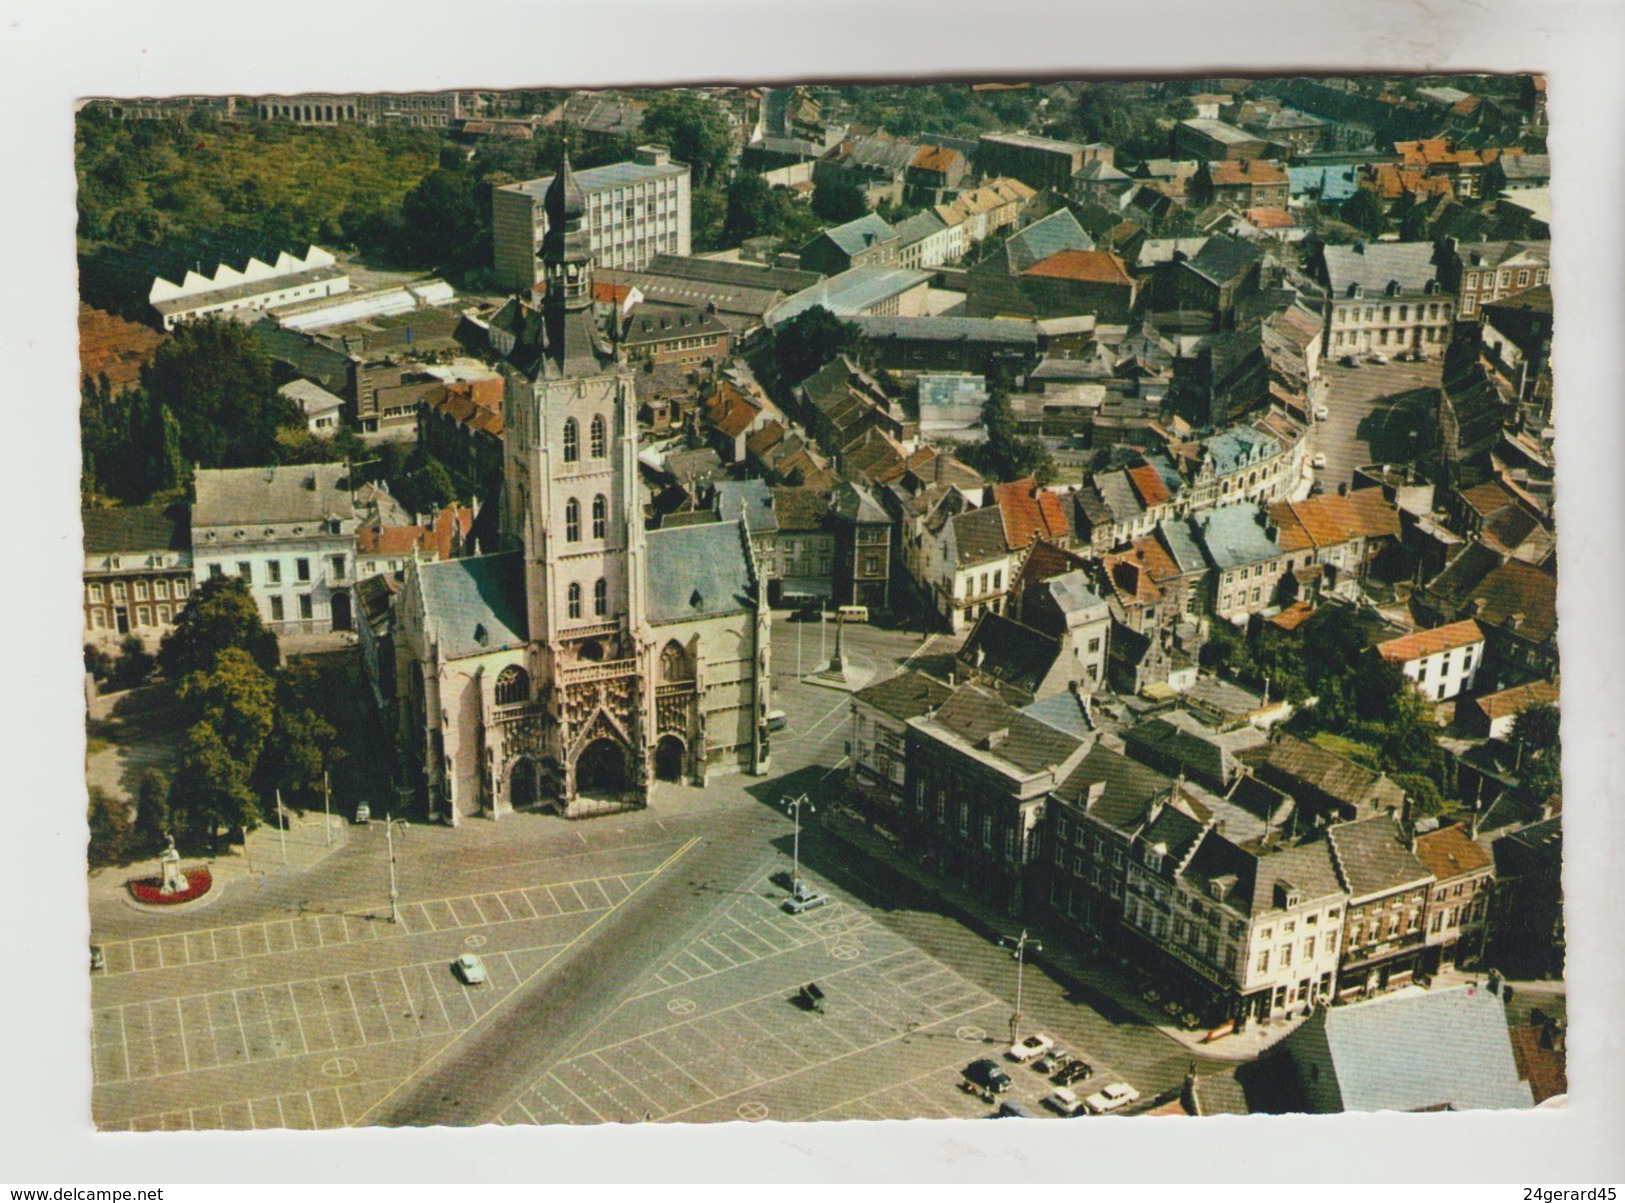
[391,149,772,823]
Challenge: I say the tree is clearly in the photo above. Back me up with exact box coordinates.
[1392,772,1445,818]
[171,720,263,847]
[400,165,481,267]
[142,317,295,469]
[260,703,339,806]
[1510,703,1561,753]
[175,646,278,766]
[110,633,155,691]
[1340,188,1387,239]
[722,173,789,247]
[639,93,732,190]
[1188,162,1215,209]
[132,767,172,853]
[158,576,279,680]
[771,306,865,388]
[87,787,134,868]
[811,180,869,224]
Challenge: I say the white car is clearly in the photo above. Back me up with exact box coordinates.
[1313,405,1329,421]
[1085,1082,1141,1114]
[1311,453,1328,469]
[1368,352,1390,365]
[1007,1033,1054,1062]
[1044,1087,1084,1116]
[453,954,487,985]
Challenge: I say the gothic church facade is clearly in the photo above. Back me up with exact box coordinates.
[392,150,771,823]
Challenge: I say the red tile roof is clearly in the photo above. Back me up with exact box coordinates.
[705,380,762,439]
[1269,488,1400,553]
[1370,165,1453,201]
[1211,159,1288,187]
[1245,207,1296,229]
[1413,823,1493,882]
[1508,1025,1567,1104]
[911,144,960,174]
[1127,463,1173,508]
[1269,600,1315,631]
[993,477,1070,548]
[1375,618,1485,664]
[1472,679,1558,720]
[1022,249,1133,286]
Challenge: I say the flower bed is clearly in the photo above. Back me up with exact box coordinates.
[128,867,213,906]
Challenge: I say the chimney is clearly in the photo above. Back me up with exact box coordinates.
[981,728,1010,751]
[1086,780,1107,806]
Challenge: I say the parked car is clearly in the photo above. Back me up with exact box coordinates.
[964,1059,1013,1094]
[1033,1049,1070,1074]
[994,1100,1039,1118]
[1313,404,1329,421]
[1054,1060,1094,1086]
[353,803,371,824]
[1084,1082,1141,1114]
[1044,1087,1084,1116]
[1007,1033,1054,1062]
[782,891,829,914]
[765,709,788,732]
[1311,452,1328,469]
[453,953,487,985]
[1339,355,1361,368]
[1368,351,1390,365]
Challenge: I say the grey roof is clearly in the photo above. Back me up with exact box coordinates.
[501,159,688,202]
[1002,209,1095,274]
[416,551,528,661]
[853,669,954,723]
[193,464,355,528]
[849,314,1040,346]
[1043,570,1105,619]
[815,213,897,259]
[843,135,921,175]
[1135,236,1211,270]
[1178,117,1259,146]
[1020,690,1095,740]
[1322,242,1442,297]
[1159,519,1209,575]
[1184,234,1264,287]
[920,684,1085,777]
[1258,734,1406,816]
[1123,716,1235,785]
[1074,159,1130,183]
[1184,673,1264,720]
[1095,472,1144,523]
[1196,504,1282,571]
[770,265,932,324]
[1055,743,1173,832]
[893,210,948,247]
[951,505,1012,565]
[712,478,778,535]
[278,378,345,415]
[771,486,832,533]
[957,612,1062,697]
[1328,814,1433,900]
[1292,985,1534,1112]
[82,504,189,556]
[830,480,891,525]
[1204,424,1280,475]
[1499,154,1550,183]
[982,130,1088,154]
[645,522,755,624]
[640,253,822,294]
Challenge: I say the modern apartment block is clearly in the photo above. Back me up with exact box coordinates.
[491,146,691,290]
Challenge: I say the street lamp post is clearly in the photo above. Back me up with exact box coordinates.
[275,789,289,866]
[385,814,409,923]
[999,929,1042,1047]
[323,770,332,847]
[784,793,814,894]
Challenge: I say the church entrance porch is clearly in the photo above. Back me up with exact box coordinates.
[576,737,630,795]
[654,734,686,782]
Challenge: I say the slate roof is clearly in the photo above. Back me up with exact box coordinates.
[1123,716,1236,786]
[1292,984,1533,1112]
[951,505,1013,566]
[640,253,821,295]
[1422,548,1557,646]
[892,209,948,248]
[1327,814,1433,900]
[853,669,954,723]
[1178,117,1259,146]
[814,213,897,259]
[1254,733,1404,815]
[919,684,1085,777]
[850,314,1040,347]
[1020,690,1095,740]
[82,505,190,556]
[957,612,1062,697]
[1044,570,1105,619]
[1196,504,1282,571]
[1001,210,1095,274]
[1203,424,1279,475]
[770,265,932,324]
[1412,823,1494,883]
[830,480,890,525]
[193,464,355,528]
[1287,165,1358,203]
[712,479,778,535]
[416,551,528,661]
[1054,743,1174,832]
[1184,234,1264,287]
[1322,242,1442,296]
[645,522,755,624]
[1376,618,1485,664]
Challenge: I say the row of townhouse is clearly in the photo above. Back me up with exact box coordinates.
[848,673,1503,1028]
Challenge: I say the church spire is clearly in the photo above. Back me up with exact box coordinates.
[540,136,593,315]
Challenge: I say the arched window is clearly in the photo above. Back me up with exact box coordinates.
[495,665,529,705]
[567,582,582,619]
[565,498,580,542]
[660,639,692,682]
[590,413,607,458]
[592,494,607,540]
[562,417,579,463]
[593,578,608,617]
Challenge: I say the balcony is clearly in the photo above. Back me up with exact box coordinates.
[561,619,621,642]
[558,657,638,686]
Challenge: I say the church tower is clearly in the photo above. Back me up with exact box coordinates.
[496,142,650,804]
